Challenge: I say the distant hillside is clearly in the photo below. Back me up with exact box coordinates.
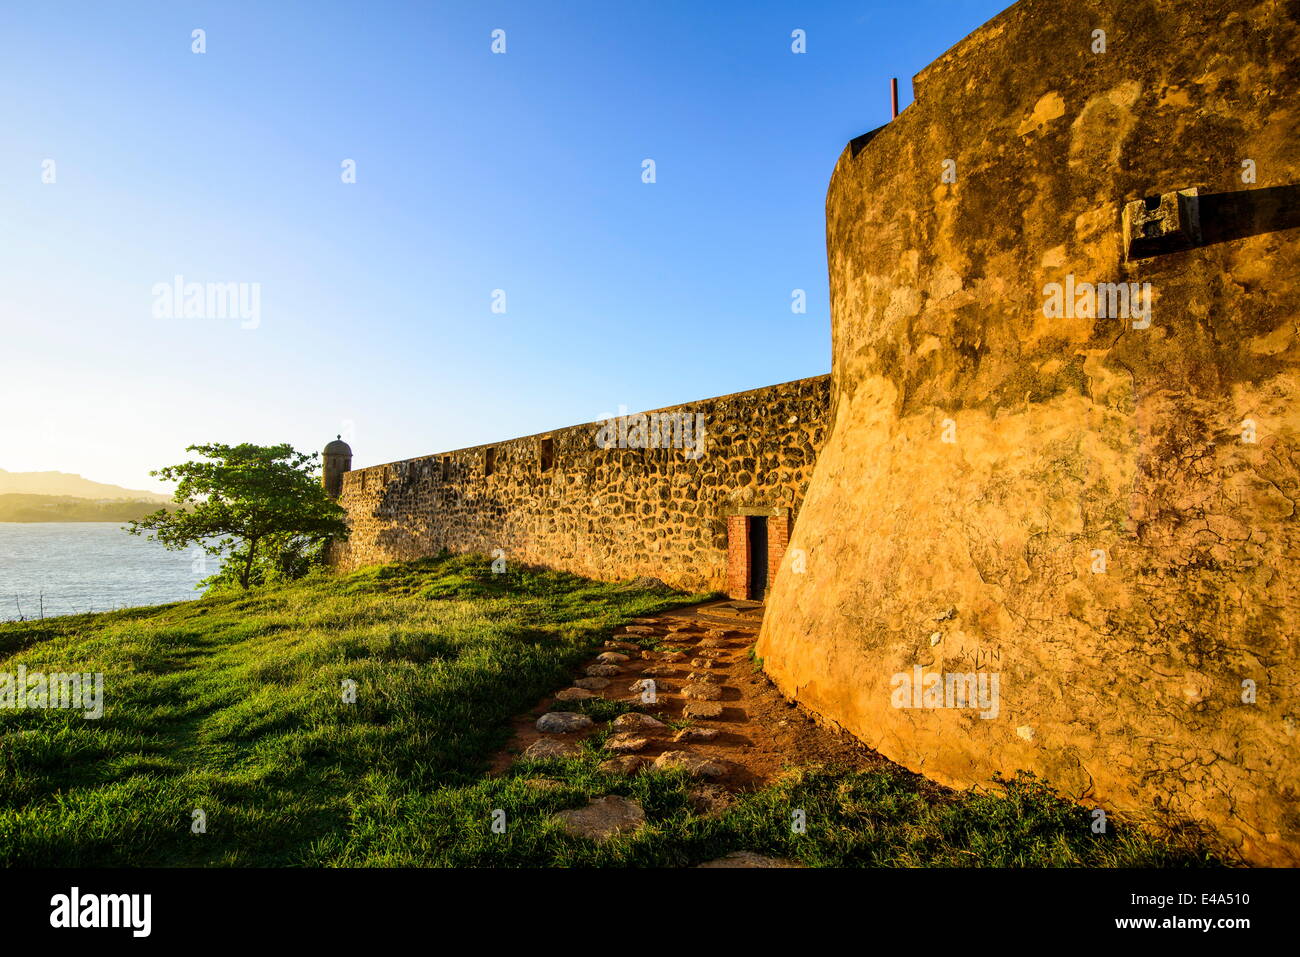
[0,494,166,524]
[0,469,171,503]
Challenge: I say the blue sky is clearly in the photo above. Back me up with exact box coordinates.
[1,0,1009,492]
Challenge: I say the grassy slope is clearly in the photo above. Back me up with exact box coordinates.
[0,554,1224,867]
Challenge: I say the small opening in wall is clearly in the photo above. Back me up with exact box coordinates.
[747,515,769,599]
[1143,194,1163,212]
[484,447,496,477]
[539,437,554,472]
[440,457,450,481]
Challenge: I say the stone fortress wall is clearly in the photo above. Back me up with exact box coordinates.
[332,0,1298,864]
[331,376,831,595]
[756,0,1300,865]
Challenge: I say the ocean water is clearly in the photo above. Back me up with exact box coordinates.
[0,523,212,622]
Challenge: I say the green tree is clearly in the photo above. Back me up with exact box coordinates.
[128,443,348,590]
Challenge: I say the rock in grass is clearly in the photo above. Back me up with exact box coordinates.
[553,795,646,841]
[687,784,734,816]
[697,851,800,868]
[536,712,594,733]
[654,750,726,779]
[586,664,621,677]
[622,576,670,592]
[597,651,630,664]
[521,738,579,761]
[612,712,667,732]
[574,676,611,691]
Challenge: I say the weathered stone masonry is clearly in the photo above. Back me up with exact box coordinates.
[331,0,1297,866]
[332,376,830,595]
[757,0,1299,865]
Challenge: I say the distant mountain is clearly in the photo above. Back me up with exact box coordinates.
[0,494,166,523]
[0,469,171,503]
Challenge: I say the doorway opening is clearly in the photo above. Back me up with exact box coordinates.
[726,508,789,601]
[747,515,769,599]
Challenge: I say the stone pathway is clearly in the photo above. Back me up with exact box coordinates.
[504,602,760,784]
[492,599,882,863]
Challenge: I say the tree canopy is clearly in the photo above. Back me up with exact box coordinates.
[128,443,348,589]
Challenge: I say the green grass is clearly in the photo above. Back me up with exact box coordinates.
[0,553,1225,867]
[320,763,1224,868]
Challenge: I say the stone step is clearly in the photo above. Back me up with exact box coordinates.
[554,687,596,702]
[674,727,720,742]
[553,796,646,842]
[599,755,647,776]
[682,682,724,701]
[604,731,650,753]
[611,711,668,733]
[697,851,800,868]
[521,737,579,761]
[653,750,726,779]
[536,712,594,733]
[683,700,724,720]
